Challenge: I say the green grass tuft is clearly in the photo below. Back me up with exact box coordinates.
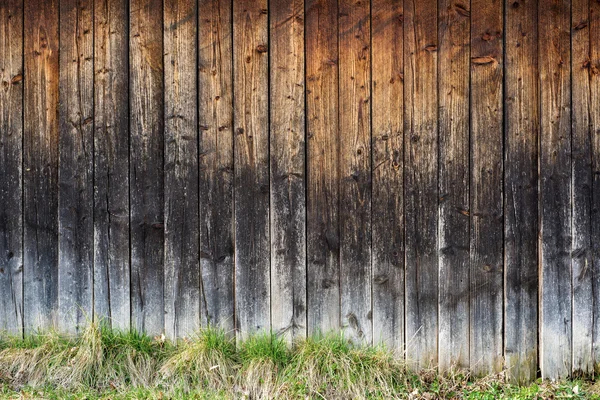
[1,323,599,399]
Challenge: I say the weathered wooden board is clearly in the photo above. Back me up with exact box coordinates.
[305,0,340,336]
[438,0,470,371]
[198,0,235,334]
[129,0,164,336]
[233,0,270,339]
[504,0,539,383]
[164,0,199,340]
[338,0,371,345]
[469,0,504,375]
[404,0,438,368]
[269,0,306,342]
[23,0,59,333]
[0,0,23,336]
[93,0,130,331]
[371,0,404,351]
[590,0,600,373]
[571,0,593,376]
[538,0,572,380]
[58,0,94,335]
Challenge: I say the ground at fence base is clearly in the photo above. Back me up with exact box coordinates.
[0,323,598,399]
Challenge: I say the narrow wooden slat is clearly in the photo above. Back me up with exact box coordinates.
[233,0,270,339]
[590,0,600,372]
[58,0,94,335]
[438,0,470,371]
[538,0,572,380]
[470,0,504,375]
[371,0,403,350]
[93,0,130,331]
[130,0,164,336]
[571,0,593,376]
[164,0,199,340]
[338,0,371,345]
[504,0,539,383]
[270,0,306,342]
[0,0,23,335]
[198,0,234,333]
[404,0,438,368]
[305,0,340,336]
[23,0,59,333]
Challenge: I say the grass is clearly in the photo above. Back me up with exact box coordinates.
[0,323,598,399]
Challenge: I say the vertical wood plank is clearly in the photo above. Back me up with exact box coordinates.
[590,0,600,373]
[270,0,306,342]
[437,0,470,371]
[538,0,572,380]
[198,0,234,333]
[23,0,59,333]
[504,0,539,383]
[371,0,404,350]
[338,0,371,344]
[93,0,130,331]
[58,0,94,335]
[164,0,199,339]
[0,0,23,335]
[571,0,593,376]
[404,0,438,368]
[130,0,164,336]
[305,0,340,336]
[470,0,504,375]
[233,0,270,339]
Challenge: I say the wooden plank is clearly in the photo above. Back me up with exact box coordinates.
[58,0,94,335]
[538,0,572,380]
[590,0,600,373]
[571,0,593,376]
[0,0,23,336]
[23,0,59,333]
[269,0,306,342]
[469,0,504,375]
[93,0,130,331]
[338,0,371,345]
[130,0,164,336]
[504,0,539,383]
[164,0,199,339]
[370,0,403,350]
[233,0,270,339]
[437,0,470,371]
[404,0,438,368]
[305,0,340,336]
[198,0,234,333]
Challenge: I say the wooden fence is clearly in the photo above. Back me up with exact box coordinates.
[0,0,599,382]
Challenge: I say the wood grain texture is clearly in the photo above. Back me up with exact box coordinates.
[233,0,270,339]
[571,0,593,376]
[93,0,130,331]
[404,0,438,369]
[164,0,199,340]
[504,0,539,383]
[130,0,164,336]
[590,0,600,372]
[0,0,23,335]
[58,0,94,335]
[370,0,403,351]
[198,0,234,333]
[338,0,371,345]
[469,0,504,376]
[269,0,306,342]
[538,0,572,380]
[23,0,59,333]
[437,0,470,371]
[305,0,340,336]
